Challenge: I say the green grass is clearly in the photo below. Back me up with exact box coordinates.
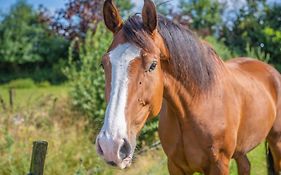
[0,85,269,175]
[229,144,267,175]
[0,85,68,111]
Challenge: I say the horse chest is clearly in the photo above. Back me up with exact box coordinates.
[159,110,211,172]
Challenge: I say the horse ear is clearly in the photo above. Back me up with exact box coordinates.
[142,0,158,34]
[103,0,123,34]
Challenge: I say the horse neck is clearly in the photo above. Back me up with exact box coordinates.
[161,44,227,118]
[162,71,193,118]
[162,69,197,119]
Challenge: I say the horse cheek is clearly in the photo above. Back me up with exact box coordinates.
[151,74,164,117]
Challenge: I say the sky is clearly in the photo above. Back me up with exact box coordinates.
[0,0,176,14]
[0,0,279,14]
[0,0,65,13]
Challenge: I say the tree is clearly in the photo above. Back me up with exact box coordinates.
[178,0,224,35]
[154,0,171,16]
[260,2,281,70]
[0,0,69,83]
[263,3,281,29]
[220,1,281,71]
[63,23,111,126]
[40,0,134,40]
[0,0,42,64]
[0,0,69,65]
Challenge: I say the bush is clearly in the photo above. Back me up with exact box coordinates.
[4,78,36,89]
[220,2,281,72]
[37,81,51,88]
[0,59,67,85]
[204,36,235,60]
[244,43,271,63]
[138,118,159,147]
[0,1,69,85]
[63,23,112,127]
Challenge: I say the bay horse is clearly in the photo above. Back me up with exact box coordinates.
[95,0,281,174]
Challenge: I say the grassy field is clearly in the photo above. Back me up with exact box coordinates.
[0,86,68,110]
[0,85,268,175]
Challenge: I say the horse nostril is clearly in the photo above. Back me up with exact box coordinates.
[119,139,131,160]
[96,139,104,156]
[107,161,117,166]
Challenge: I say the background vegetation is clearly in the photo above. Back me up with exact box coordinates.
[0,0,280,174]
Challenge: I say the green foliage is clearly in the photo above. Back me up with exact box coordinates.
[204,36,235,60]
[221,1,265,55]
[2,78,52,89]
[116,0,134,18]
[0,60,66,84]
[155,0,170,16]
[0,0,69,84]
[179,0,223,34]
[0,0,68,64]
[245,43,270,63]
[221,1,281,71]
[138,118,159,147]
[64,23,111,125]
[3,78,36,89]
[0,0,41,63]
[260,27,281,65]
[263,3,281,29]
[37,81,51,88]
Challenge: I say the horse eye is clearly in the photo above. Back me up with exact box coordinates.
[148,61,157,72]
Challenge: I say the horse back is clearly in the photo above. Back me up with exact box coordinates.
[226,57,281,103]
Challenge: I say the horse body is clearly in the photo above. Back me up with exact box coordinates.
[97,0,281,174]
[159,57,281,174]
[227,59,280,152]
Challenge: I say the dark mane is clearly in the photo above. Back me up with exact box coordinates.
[122,14,221,93]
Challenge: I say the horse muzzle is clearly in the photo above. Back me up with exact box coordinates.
[96,131,133,169]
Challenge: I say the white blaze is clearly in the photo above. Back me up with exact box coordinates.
[102,43,140,139]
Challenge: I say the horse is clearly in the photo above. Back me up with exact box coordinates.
[95,0,281,174]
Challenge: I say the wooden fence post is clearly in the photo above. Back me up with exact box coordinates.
[28,141,48,175]
[0,94,6,111]
[9,88,14,111]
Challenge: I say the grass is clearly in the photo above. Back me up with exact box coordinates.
[0,85,168,175]
[229,144,267,175]
[0,85,269,175]
[0,85,68,111]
